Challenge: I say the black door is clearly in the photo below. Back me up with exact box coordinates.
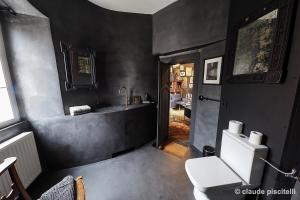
[156,61,170,148]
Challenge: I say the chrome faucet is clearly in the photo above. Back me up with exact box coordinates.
[119,86,128,109]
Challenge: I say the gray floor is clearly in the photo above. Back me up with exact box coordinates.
[28,143,200,200]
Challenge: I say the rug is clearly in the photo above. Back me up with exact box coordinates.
[169,121,190,146]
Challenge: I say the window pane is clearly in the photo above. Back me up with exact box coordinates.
[0,88,14,123]
[0,62,6,87]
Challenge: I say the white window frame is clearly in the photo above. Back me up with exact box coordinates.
[0,24,20,128]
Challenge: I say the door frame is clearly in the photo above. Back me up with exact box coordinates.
[156,60,170,148]
[156,50,201,148]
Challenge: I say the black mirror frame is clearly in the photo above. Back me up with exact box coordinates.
[60,41,97,91]
[227,0,295,84]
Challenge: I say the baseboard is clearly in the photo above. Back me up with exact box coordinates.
[189,144,202,157]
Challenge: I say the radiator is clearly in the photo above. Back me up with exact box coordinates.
[0,131,42,196]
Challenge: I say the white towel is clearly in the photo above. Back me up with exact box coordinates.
[69,105,91,116]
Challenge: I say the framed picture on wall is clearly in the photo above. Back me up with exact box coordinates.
[203,57,222,85]
[180,71,186,77]
[186,66,193,76]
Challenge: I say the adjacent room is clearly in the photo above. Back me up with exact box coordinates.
[0,0,300,200]
[162,63,195,158]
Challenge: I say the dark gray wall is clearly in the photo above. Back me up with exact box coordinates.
[32,105,156,170]
[1,0,157,171]
[28,0,156,113]
[276,2,300,198]
[216,0,300,199]
[153,0,229,152]
[284,85,300,200]
[152,0,230,54]
[191,41,225,152]
[1,14,64,120]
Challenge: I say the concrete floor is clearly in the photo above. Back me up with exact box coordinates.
[28,143,200,200]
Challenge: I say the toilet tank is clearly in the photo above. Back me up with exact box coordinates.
[220,130,268,186]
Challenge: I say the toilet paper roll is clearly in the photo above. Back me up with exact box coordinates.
[228,120,243,134]
[249,131,263,145]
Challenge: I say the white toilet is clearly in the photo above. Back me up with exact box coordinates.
[185,130,268,200]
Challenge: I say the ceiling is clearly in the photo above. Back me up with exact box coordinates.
[88,0,178,14]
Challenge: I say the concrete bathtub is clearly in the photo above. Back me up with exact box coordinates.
[31,103,157,170]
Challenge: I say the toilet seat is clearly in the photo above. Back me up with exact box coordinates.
[185,156,244,192]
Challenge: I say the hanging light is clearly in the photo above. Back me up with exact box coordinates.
[0,0,17,15]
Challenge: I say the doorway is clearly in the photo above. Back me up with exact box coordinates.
[157,52,200,158]
[165,63,194,157]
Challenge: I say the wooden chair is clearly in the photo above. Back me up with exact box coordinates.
[0,157,31,200]
[0,157,85,200]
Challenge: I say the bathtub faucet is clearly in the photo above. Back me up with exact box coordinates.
[119,86,128,109]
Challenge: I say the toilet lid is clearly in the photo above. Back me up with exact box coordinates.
[185,156,243,192]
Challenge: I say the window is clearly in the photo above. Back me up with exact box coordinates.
[0,25,19,128]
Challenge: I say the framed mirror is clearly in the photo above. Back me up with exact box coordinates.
[228,1,294,83]
[60,42,97,91]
